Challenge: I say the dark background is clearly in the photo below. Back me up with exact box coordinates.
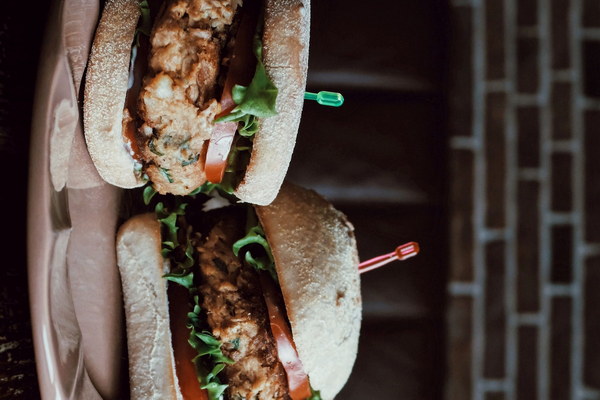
[0,0,449,399]
[292,1,448,398]
[0,0,52,398]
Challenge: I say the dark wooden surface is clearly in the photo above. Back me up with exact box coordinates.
[0,0,448,398]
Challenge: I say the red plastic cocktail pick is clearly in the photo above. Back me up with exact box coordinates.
[358,242,420,274]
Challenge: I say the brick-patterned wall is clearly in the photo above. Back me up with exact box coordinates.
[447,0,600,399]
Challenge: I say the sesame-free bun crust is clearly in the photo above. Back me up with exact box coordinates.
[255,182,362,400]
[234,0,310,205]
[83,0,144,188]
[116,213,182,400]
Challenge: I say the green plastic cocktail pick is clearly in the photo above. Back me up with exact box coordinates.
[304,91,344,107]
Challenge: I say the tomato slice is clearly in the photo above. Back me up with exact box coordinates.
[205,1,260,183]
[205,121,238,183]
[259,273,312,400]
[168,283,209,400]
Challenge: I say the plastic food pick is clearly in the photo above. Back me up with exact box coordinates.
[358,242,420,274]
[304,91,344,107]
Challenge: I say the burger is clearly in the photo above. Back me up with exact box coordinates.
[83,0,310,205]
[116,182,362,399]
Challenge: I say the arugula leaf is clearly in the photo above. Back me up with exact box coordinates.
[215,34,278,125]
[161,241,176,258]
[232,208,278,281]
[163,271,195,290]
[308,388,323,400]
[159,212,179,244]
[186,296,233,400]
[143,185,157,205]
[236,114,259,137]
[154,202,231,400]
[201,380,229,400]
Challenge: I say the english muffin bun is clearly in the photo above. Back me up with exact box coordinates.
[234,0,310,205]
[257,182,362,400]
[83,0,310,205]
[83,0,144,188]
[116,213,182,400]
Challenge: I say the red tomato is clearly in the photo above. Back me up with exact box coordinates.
[205,121,238,183]
[204,1,259,183]
[259,273,312,400]
[168,283,209,400]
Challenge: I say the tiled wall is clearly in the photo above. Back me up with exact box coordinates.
[447,0,600,399]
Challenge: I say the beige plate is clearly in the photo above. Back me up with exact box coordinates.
[28,1,126,398]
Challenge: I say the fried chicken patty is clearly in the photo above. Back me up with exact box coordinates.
[197,218,291,400]
[138,0,242,195]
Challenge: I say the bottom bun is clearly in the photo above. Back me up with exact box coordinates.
[116,213,182,400]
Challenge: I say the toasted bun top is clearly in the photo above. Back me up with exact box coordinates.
[83,0,144,188]
[233,0,311,205]
[116,213,182,400]
[255,182,362,400]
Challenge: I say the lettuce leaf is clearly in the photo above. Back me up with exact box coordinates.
[206,29,278,195]
[154,201,231,400]
[187,296,233,399]
[215,34,278,127]
[232,208,278,281]
[143,185,158,205]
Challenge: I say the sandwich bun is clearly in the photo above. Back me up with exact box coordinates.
[83,0,144,188]
[233,0,310,205]
[256,182,361,400]
[84,0,310,204]
[116,213,182,400]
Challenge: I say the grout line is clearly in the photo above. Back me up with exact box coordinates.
[450,135,482,150]
[551,69,577,82]
[580,27,600,40]
[485,79,511,92]
[579,243,600,257]
[579,97,600,110]
[478,379,512,392]
[518,167,547,181]
[551,139,581,153]
[544,283,578,297]
[514,93,544,106]
[472,0,486,397]
[514,313,545,326]
[448,282,481,296]
[571,0,585,397]
[579,387,600,400]
[505,0,518,395]
[479,228,510,243]
[538,0,552,398]
[547,211,578,225]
